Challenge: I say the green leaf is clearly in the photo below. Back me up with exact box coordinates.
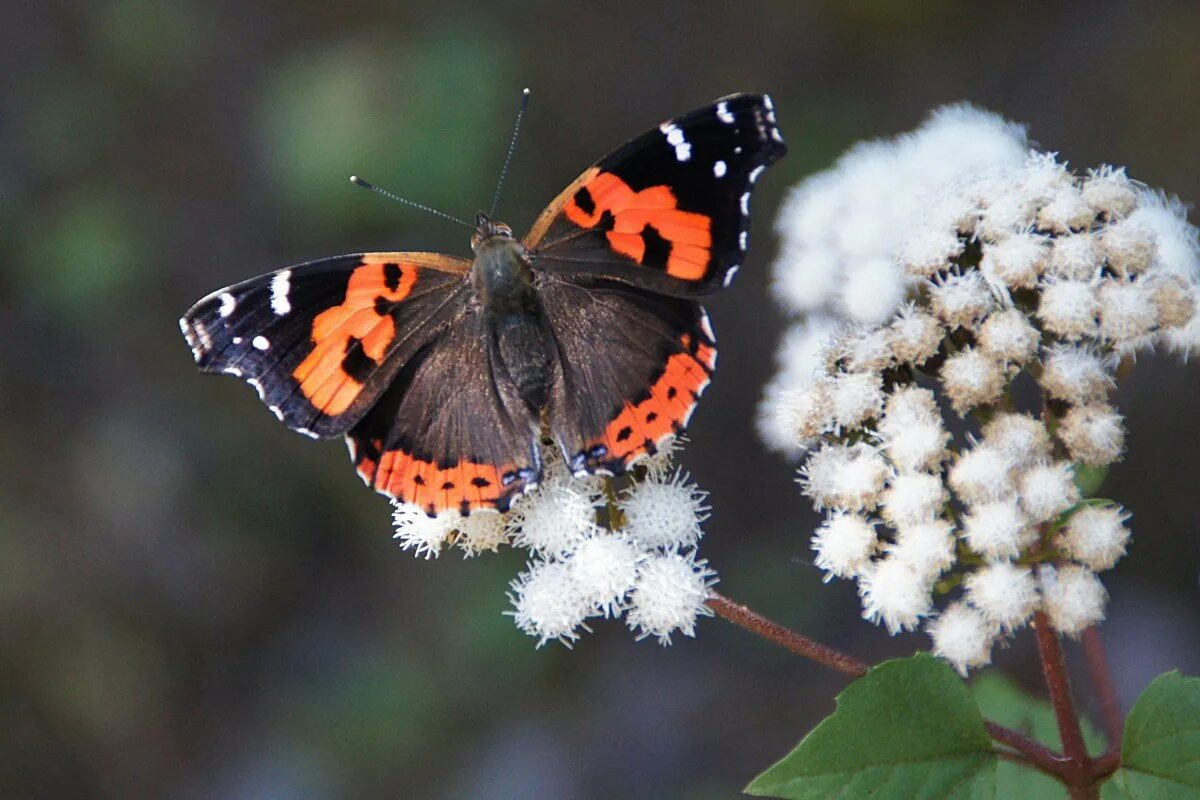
[746,654,996,799]
[1111,671,1200,799]
[1074,464,1110,498]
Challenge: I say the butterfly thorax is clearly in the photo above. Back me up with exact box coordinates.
[471,218,554,414]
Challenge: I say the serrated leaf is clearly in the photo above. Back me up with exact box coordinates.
[1110,671,1200,799]
[746,654,996,799]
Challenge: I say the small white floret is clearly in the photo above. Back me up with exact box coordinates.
[1039,564,1108,637]
[1058,505,1131,571]
[948,444,1015,505]
[455,511,509,556]
[619,471,709,550]
[940,347,1006,414]
[1057,404,1126,466]
[625,551,716,645]
[508,560,591,647]
[981,412,1053,467]
[880,472,949,528]
[1049,232,1102,280]
[857,557,935,635]
[929,271,994,330]
[887,304,944,366]
[507,484,597,556]
[1081,165,1138,219]
[1098,279,1158,345]
[811,513,878,581]
[1040,344,1115,404]
[929,602,998,676]
[980,232,1049,289]
[1018,461,1079,523]
[977,307,1040,364]
[960,499,1031,559]
[1037,278,1101,340]
[965,562,1039,632]
[798,443,890,512]
[391,502,458,559]
[829,371,885,429]
[888,518,956,581]
[568,534,641,617]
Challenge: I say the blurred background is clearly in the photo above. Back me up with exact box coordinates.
[3,2,1199,798]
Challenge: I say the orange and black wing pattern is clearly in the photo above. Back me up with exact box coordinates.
[538,273,717,476]
[524,93,785,297]
[346,307,543,514]
[180,252,469,439]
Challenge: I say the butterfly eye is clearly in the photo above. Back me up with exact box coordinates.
[494,223,513,238]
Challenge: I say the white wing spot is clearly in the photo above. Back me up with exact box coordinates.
[740,192,750,215]
[232,336,243,345]
[218,293,237,318]
[247,378,266,400]
[269,405,284,421]
[723,266,739,287]
[749,165,765,183]
[270,269,292,315]
[297,428,319,440]
[739,230,748,251]
[713,160,727,178]
[698,309,716,342]
[771,127,784,143]
[716,101,735,124]
[763,94,774,111]
[661,122,691,162]
[252,335,270,351]
[222,366,244,377]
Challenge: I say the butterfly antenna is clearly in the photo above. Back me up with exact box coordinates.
[349,176,473,229]
[488,87,531,218]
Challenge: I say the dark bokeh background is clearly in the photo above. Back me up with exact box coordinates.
[3,2,1199,798]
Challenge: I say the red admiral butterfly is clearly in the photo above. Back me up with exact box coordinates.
[181,93,785,515]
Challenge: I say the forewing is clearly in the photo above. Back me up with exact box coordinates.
[180,252,469,438]
[538,273,717,476]
[524,93,785,296]
[347,305,543,515]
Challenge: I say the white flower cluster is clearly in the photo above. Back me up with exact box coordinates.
[765,105,1200,674]
[391,443,715,647]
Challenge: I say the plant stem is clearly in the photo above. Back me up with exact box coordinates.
[1081,626,1123,756]
[706,592,868,677]
[706,591,1075,781]
[1033,610,1094,795]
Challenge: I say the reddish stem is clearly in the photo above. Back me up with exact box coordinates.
[1033,611,1093,794]
[706,592,868,677]
[1081,626,1123,756]
[706,591,1076,782]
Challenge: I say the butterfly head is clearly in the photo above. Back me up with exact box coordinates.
[471,212,515,251]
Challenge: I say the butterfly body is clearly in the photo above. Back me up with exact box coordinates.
[182,93,786,515]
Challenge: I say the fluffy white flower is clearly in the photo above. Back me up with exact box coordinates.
[882,384,941,424]
[1127,193,1200,280]
[1040,344,1115,404]
[878,412,950,473]
[948,444,1015,505]
[769,382,833,447]
[965,561,1039,632]
[981,232,1049,289]
[619,471,708,550]
[960,499,1031,559]
[568,535,641,617]
[1037,183,1095,234]
[899,224,964,278]
[1018,461,1080,523]
[836,326,896,373]
[1057,404,1126,466]
[625,551,716,644]
[1037,278,1101,340]
[799,442,890,511]
[1049,233,1102,280]
[829,371,885,429]
[1149,273,1197,330]
[941,347,1005,413]
[508,484,597,556]
[889,518,956,581]
[981,413,1053,467]
[1098,279,1158,345]
[1039,564,1108,637]
[509,560,591,646]
[1058,505,1131,571]
[881,472,949,528]
[977,308,1040,364]
[929,602,997,675]
[772,246,842,312]
[392,503,458,559]
[811,513,879,580]
[456,511,509,556]
[1081,166,1138,219]
[843,257,908,323]
[930,271,994,329]
[1164,285,1200,356]
[858,557,936,635]
[1100,219,1156,278]
[888,304,944,365]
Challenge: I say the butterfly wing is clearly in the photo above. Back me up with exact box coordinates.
[538,272,717,476]
[346,304,543,514]
[180,252,469,438]
[524,93,785,296]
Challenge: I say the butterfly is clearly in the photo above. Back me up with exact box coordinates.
[180,93,786,515]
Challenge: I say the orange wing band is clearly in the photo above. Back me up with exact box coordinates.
[292,257,419,416]
[355,441,520,514]
[563,169,713,280]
